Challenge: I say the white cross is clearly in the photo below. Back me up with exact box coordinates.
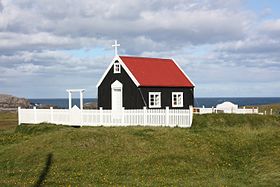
[112,40,120,56]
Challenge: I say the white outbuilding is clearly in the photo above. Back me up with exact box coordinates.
[216,101,238,113]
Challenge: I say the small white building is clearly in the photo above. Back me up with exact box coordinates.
[216,102,238,113]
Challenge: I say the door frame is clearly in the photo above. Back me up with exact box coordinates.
[111,80,123,110]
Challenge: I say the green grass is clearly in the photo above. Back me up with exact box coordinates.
[0,112,18,130]
[0,112,280,186]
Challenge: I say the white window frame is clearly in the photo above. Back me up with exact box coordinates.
[172,92,184,107]
[149,92,161,108]
[113,61,121,74]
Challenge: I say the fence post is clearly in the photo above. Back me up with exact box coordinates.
[165,107,169,126]
[270,109,273,115]
[212,106,214,113]
[189,105,193,127]
[143,107,147,125]
[33,106,37,124]
[264,110,267,115]
[80,108,83,127]
[99,107,103,125]
[18,107,21,125]
[50,107,54,124]
[121,107,125,125]
[243,106,246,114]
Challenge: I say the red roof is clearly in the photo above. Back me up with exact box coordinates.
[120,56,194,87]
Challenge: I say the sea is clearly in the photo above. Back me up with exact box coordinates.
[29,97,280,109]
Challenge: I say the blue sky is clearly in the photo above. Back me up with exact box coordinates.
[0,0,280,98]
[246,0,280,18]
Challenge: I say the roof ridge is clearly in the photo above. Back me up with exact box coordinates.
[119,55,172,60]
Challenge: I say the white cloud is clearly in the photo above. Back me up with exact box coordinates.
[1,0,251,48]
[0,0,279,97]
[259,19,280,37]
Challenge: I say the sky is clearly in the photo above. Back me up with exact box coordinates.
[0,0,280,99]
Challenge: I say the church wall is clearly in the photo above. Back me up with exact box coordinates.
[98,64,145,109]
[139,87,194,109]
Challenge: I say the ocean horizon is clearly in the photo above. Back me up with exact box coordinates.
[29,97,280,109]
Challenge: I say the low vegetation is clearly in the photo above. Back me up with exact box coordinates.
[256,103,280,115]
[0,112,18,130]
[0,112,280,186]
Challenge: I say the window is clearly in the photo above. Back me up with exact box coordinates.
[172,92,183,107]
[149,92,161,108]
[114,61,121,73]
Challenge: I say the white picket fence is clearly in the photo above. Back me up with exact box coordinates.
[18,106,193,128]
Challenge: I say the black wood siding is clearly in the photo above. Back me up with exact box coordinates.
[98,62,194,109]
[139,87,194,109]
[98,64,145,109]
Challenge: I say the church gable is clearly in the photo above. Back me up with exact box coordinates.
[96,56,140,88]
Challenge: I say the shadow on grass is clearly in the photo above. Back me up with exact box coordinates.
[34,153,53,187]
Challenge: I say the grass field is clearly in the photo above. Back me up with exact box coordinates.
[0,112,280,186]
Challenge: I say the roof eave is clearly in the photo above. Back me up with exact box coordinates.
[171,58,195,87]
[138,85,194,88]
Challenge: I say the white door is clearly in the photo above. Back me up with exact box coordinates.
[111,80,123,111]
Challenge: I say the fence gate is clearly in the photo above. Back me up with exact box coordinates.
[69,106,81,125]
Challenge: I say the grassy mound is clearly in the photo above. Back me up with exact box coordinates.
[0,113,280,186]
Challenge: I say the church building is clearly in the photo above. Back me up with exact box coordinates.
[96,41,195,110]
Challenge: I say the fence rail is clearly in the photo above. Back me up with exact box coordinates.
[194,107,259,115]
[18,106,193,128]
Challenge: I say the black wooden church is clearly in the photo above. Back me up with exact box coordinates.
[96,43,195,110]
